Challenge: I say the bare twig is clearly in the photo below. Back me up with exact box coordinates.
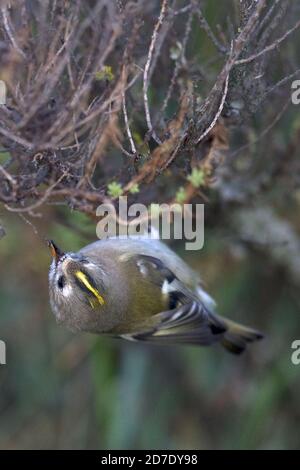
[143,0,168,144]
[122,65,137,157]
[5,173,67,214]
[1,6,26,59]
[196,70,230,144]
[263,68,300,100]
[0,0,298,216]
[160,8,193,116]
[0,164,17,188]
[235,19,300,65]
[193,1,227,54]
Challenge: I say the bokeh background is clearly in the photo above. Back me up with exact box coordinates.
[0,203,299,450]
[0,0,300,450]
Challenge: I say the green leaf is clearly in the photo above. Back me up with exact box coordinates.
[107,181,123,198]
[187,168,205,188]
[95,65,114,82]
[129,183,140,194]
[175,186,187,204]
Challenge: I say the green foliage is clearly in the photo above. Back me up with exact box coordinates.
[187,168,205,188]
[129,183,140,195]
[175,187,187,204]
[132,131,150,157]
[107,181,123,198]
[95,65,114,82]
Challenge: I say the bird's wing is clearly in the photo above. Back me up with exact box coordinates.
[121,302,227,345]
[120,254,227,346]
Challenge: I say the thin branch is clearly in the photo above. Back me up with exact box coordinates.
[230,98,290,157]
[122,90,137,155]
[4,173,67,214]
[235,19,300,65]
[263,67,300,100]
[143,0,168,144]
[0,164,17,188]
[0,125,33,149]
[196,72,230,144]
[1,6,26,59]
[160,8,193,116]
[193,1,227,54]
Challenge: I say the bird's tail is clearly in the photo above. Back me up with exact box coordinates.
[220,317,264,354]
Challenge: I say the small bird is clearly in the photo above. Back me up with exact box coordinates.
[48,237,263,354]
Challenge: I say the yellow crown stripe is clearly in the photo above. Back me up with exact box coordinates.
[75,270,105,306]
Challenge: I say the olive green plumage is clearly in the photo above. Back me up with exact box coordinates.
[48,237,263,354]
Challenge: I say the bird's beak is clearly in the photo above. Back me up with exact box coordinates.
[47,240,64,262]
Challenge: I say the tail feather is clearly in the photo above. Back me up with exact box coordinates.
[220,318,264,355]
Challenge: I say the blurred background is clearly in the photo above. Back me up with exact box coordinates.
[0,203,299,450]
[0,0,300,450]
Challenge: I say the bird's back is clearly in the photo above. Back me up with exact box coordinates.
[79,237,215,310]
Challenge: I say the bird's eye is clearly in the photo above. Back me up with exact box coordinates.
[57,275,65,289]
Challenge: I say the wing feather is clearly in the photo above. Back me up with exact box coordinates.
[118,253,263,353]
